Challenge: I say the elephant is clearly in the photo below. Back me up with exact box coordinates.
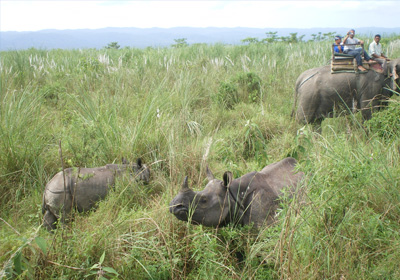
[293,58,400,124]
[169,157,304,228]
[42,158,150,231]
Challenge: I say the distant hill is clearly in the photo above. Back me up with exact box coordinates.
[1,27,400,50]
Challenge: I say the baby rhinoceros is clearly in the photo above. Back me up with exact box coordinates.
[42,158,150,231]
[169,157,304,228]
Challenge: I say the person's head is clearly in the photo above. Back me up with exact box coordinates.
[374,34,381,44]
[348,29,355,38]
[334,36,342,44]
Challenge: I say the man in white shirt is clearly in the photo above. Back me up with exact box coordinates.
[369,34,388,73]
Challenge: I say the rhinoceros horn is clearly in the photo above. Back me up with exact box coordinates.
[180,176,191,192]
[206,165,215,181]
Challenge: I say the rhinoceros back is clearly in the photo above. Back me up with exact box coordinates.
[43,167,116,215]
[68,167,115,212]
[259,157,303,196]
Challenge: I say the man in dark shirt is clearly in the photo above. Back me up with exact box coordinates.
[333,36,345,53]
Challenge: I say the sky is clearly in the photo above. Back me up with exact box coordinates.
[0,1,399,32]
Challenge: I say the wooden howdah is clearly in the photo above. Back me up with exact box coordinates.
[331,43,370,73]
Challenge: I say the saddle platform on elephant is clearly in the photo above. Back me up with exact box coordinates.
[330,44,377,74]
[331,54,357,73]
[331,56,381,74]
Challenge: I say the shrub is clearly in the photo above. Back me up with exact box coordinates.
[236,72,262,103]
[213,72,262,109]
[365,100,400,139]
[213,81,239,109]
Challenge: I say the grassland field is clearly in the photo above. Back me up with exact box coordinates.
[1,35,400,279]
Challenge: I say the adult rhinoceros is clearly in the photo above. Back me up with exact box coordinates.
[42,158,150,231]
[169,157,304,228]
[293,58,400,124]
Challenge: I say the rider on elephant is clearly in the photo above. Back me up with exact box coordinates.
[342,29,373,72]
[369,34,388,74]
[333,35,345,53]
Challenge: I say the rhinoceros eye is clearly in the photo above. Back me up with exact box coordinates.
[200,197,207,204]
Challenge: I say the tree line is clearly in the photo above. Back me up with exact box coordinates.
[241,31,337,45]
[105,31,400,49]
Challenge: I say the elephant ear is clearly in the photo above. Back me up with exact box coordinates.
[222,171,233,189]
[389,61,400,91]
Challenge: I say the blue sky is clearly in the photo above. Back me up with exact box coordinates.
[1,1,399,32]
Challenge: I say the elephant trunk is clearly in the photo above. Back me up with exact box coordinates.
[389,61,399,92]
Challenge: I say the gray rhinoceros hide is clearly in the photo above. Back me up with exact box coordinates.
[169,157,304,228]
[42,158,150,231]
[293,58,400,124]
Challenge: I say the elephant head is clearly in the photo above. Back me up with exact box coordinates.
[387,58,400,93]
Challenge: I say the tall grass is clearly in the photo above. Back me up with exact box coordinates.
[1,37,400,279]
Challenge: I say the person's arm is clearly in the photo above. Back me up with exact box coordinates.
[343,34,349,44]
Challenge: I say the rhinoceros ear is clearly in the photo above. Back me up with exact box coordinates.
[206,165,215,181]
[122,157,128,165]
[223,171,233,188]
[137,158,143,168]
[181,176,190,192]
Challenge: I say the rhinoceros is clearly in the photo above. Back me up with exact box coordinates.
[169,157,304,228]
[42,158,150,231]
